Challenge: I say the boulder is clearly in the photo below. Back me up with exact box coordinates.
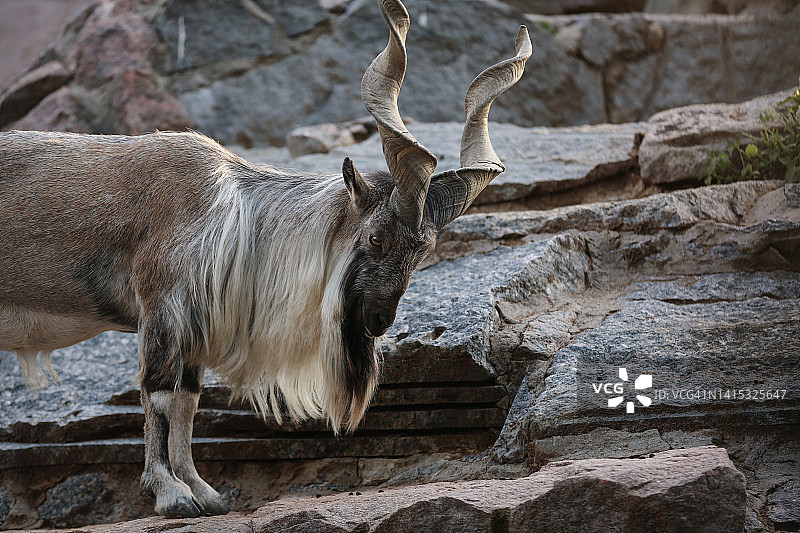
[70,9,157,90]
[767,479,800,530]
[286,123,356,158]
[10,86,91,133]
[639,89,796,184]
[44,447,746,533]
[156,0,329,72]
[533,10,800,125]
[111,70,191,135]
[0,61,72,127]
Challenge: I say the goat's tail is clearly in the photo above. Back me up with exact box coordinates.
[16,349,60,389]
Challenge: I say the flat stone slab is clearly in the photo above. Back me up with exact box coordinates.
[535,275,800,434]
[234,121,644,206]
[41,447,745,533]
[384,233,589,384]
[639,89,795,184]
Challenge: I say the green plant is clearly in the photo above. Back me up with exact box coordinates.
[700,81,800,185]
[535,19,558,36]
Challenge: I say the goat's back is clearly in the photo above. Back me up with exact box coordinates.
[0,130,230,350]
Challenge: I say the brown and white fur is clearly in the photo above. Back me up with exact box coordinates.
[0,0,531,518]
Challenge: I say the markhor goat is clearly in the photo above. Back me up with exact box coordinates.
[0,0,531,518]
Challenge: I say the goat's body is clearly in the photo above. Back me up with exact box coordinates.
[0,130,373,423]
[1,131,208,350]
[1,129,380,517]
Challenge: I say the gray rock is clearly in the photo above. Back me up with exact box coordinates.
[22,447,745,533]
[533,288,799,437]
[767,479,800,529]
[384,233,590,384]
[639,89,794,184]
[287,123,356,158]
[533,428,670,464]
[572,11,800,122]
[623,271,800,302]
[157,0,328,72]
[437,179,781,242]
[0,332,139,430]
[0,493,11,526]
[178,0,605,145]
[37,473,114,528]
[252,121,644,205]
[786,183,800,208]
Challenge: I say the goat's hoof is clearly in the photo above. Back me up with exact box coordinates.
[159,496,202,518]
[201,499,230,516]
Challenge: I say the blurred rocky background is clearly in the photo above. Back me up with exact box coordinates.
[1,0,799,531]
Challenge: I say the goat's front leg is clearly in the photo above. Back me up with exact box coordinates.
[139,322,229,517]
[167,366,230,516]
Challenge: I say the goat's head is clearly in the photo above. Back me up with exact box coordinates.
[340,0,532,339]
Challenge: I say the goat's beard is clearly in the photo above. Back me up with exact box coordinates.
[337,250,379,432]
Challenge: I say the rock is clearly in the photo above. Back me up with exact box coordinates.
[639,89,795,184]
[41,447,745,532]
[0,0,91,89]
[6,2,799,144]
[10,86,91,133]
[71,10,157,90]
[111,70,191,134]
[767,479,800,529]
[506,0,646,15]
[246,121,644,206]
[0,61,72,127]
[37,473,115,529]
[286,122,356,158]
[786,183,800,208]
[508,272,800,444]
[385,233,590,384]
[179,0,606,145]
[157,0,329,72]
[0,493,11,526]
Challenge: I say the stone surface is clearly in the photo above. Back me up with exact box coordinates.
[0,494,10,528]
[384,233,589,385]
[110,70,191,135]
[767,479,800,530]
[37,447,746,533]
[241,121,645,206]
[0,61,72,127]
[639,89,796,184]
[286,122,356,158]
[157,0,329,72]
[10,86,90,133]
[37,474,114,529]
[4,1,799,144]
[71,9,156,91]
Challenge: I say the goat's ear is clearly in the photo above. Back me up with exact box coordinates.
[342,157,369,207]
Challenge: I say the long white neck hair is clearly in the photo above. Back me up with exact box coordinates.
[164,160,374,434]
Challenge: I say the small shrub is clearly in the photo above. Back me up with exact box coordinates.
[700,81,800,185]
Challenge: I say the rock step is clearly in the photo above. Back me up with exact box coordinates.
[2,404,506,445]
[47,446,746,533]
[0,431,500,468]
[105,383,506,410]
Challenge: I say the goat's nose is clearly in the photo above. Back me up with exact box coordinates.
[368,311,393,336]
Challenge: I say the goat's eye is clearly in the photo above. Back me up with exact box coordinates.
[369,234,382,247]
